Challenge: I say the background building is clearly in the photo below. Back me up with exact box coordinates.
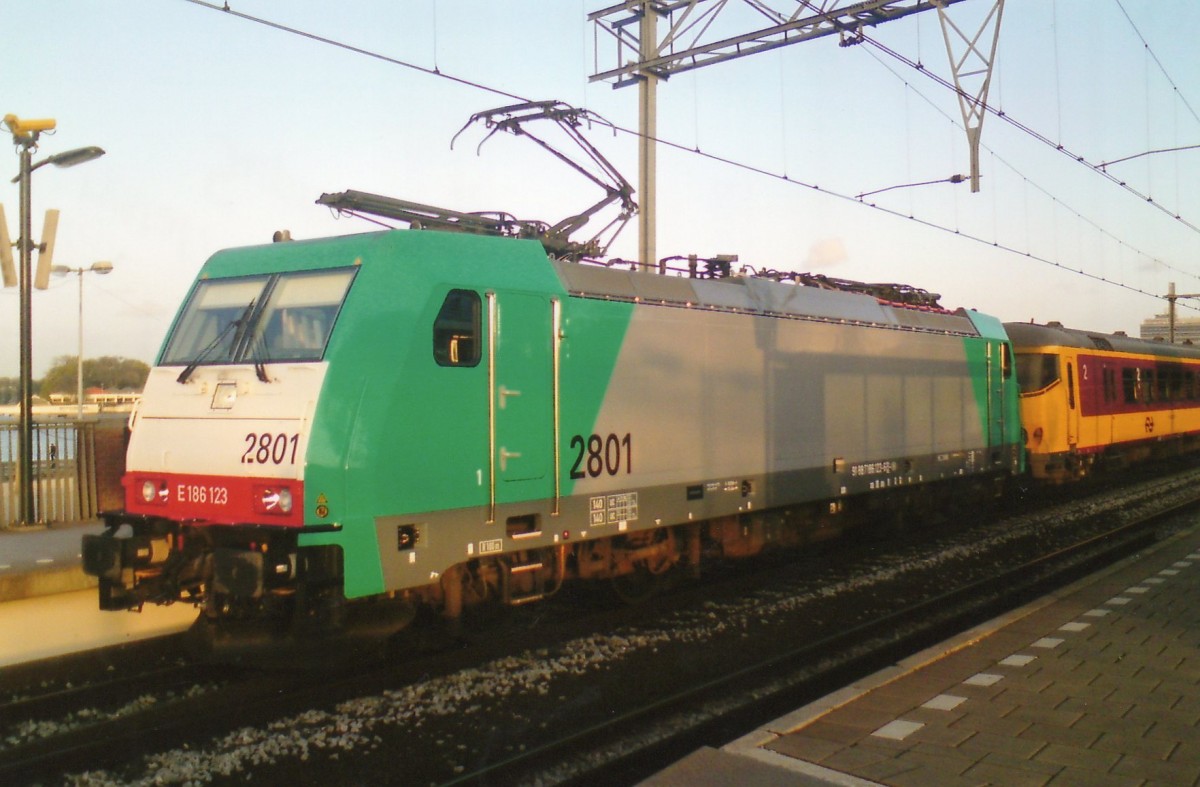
[1140,313,1200,344]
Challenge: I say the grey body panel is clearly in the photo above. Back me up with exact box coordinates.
[374,266,1008,594]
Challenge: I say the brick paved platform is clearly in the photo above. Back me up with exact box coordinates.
[643,522,1200,786]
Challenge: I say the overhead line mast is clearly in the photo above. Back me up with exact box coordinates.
[589,0,1004,268]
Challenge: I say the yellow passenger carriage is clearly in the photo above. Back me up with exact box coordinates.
[1006,321,1200,481]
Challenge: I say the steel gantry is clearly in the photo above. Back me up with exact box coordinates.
[589,0,1005,267]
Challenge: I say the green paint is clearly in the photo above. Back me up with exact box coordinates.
[170,230,1024,601]
[557,297,635,497]
[962,310,1024,469]
[192,229,636,598]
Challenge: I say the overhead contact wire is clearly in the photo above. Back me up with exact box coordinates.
[181,0,530,104]
[1114,0,1200,127]
[608,121,1183,308]
[861,46,1200,287]
[180,0,1188,310]
[859,34,1200,239]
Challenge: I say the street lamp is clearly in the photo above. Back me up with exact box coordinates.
[3,114,105,526]
[52,262,114,419]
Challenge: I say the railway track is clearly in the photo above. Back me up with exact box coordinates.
[2,660,226,746]
[3,465,1199,785]
[0,657,291,783]
[482,499,1181,785]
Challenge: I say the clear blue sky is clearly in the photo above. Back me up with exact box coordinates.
[2,0,1198,377]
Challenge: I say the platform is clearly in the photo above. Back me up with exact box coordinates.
[0,521,198,667]
[0,520,103,602]
[643,523,1200,786]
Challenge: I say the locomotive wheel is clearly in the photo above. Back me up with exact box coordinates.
[184,614,284,663]
[610,565,666,604]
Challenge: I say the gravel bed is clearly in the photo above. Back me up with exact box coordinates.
[4,683,219,753]
[55,466,1200,786]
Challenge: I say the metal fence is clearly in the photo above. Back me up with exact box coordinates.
[0,420,101,527]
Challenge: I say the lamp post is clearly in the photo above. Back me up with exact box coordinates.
[3,114,105,525]
[52,262,114,419]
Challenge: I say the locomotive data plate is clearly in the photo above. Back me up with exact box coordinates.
[589,492,639,526]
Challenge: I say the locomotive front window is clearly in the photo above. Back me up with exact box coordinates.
[162,276,271,365]
[162,269,355,368]
[1015,353,1059,394]
[246,269,356,362]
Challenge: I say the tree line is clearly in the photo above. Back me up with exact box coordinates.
[0,356,150,404]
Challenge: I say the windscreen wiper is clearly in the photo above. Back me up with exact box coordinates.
[244,324,272,384]
[176,299,256,384]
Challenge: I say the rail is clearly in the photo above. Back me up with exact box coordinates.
[445,492,1192,785]
[2,469,1195,784]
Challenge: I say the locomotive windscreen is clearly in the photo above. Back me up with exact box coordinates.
[162,268,356,366]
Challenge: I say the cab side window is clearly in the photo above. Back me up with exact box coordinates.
[433,289,481,367]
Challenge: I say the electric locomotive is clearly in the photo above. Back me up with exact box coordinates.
[1008,321,1200,481]
[82,191,1024,639]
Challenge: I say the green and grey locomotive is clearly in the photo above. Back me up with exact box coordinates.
[83,191,1024,641]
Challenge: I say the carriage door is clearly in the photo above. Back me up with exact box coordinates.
[489,291,554,510]
[1065,358,1079,448]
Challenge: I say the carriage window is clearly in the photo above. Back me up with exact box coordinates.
[433,289,481,367]
[1104,368,1118,403]
[1015,353,1059,393]
[1123,368,1141,404]
[1158,366,1174,401]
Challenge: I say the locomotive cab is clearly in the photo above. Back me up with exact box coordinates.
[84,258,359,632]
[1013,349,1077,479]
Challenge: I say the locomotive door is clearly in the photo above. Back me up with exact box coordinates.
[985,341,1008,449]
[489,291,554,508]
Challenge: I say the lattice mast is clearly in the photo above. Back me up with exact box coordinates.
[935,0,1005,193]
[588,0,1005,263]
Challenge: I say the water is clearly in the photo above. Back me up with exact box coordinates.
[0,420,95,525]
[0,421,79,463]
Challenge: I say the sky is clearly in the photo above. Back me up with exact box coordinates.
[1,0,1199,377]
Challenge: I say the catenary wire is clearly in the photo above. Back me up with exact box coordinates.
[179,0,1189,310]
[1114,0,1200,127]
[858,33,1200,239]
[180,0,530,104]
[861,46,1200,287]
[606,119,1187,308]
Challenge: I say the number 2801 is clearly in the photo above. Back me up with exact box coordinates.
[569,433,632,479]
[242,432,300,465]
